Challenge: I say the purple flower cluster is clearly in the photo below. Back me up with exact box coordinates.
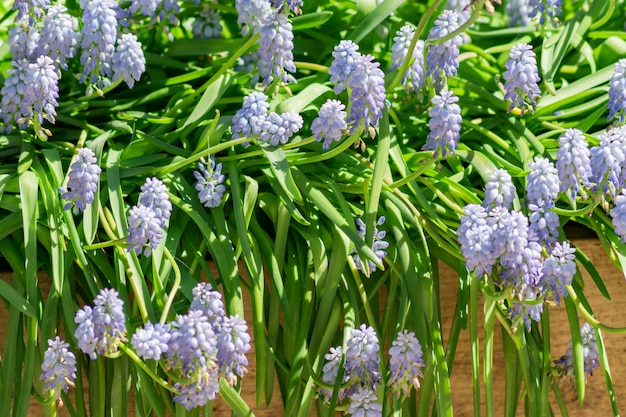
[425,10,464,89]
[127,177,171,256]
[483,169,517,210]
[319,326,423,413]
[112,33,146,88]
[258,11,297,85]
[328,40,387,135]
[38,6,80,70]
[235,0,272,35]
[231,91,303,145]
[446,0,472,27]
[590,126,626,202]
[319,324,381,409]
[608,59,626,124]
[555,323,600,376]
[131,282,251,410]
[426,90,462,157]
[503,43,541,112]
[557,128,591,203]
[41,337,77,401]
[59,148,102,214]
[458,179,577,331]
[507,0,531,27]
[13,0,49,24]
[311,99,348,150]
[74,288,127,359]
[388,330,424,397]
[529,0,562,26]
[194,158,227,208]
[0,56,59,137]
[352,217,389,275]
[390,25,426,93]
[192,7,222,39]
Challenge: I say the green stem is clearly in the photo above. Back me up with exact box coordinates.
[566,286,626,333]
[388,155,436,189]
[83,237,128,251]
[118,344,177,393]
[388,0,446,91]
[293,61,329,73]
[160,247,182,324]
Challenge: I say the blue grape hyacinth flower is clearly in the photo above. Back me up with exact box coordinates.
[60,148,102,214]
[139,177,172,227]
[390,25,426,93]
[131,322,171,360]
[194,158,227,208]
[556,128,591,203]
[555,323,600,376]
[352,216,389,275]
[311,99,347,150]
[41,337,77,402]
[112,33,146,88]
[258,10,297,85]
[388,330,424,397]
[426,90,462,157]
[126,204,164,256]
[607,59,626,124]
[74,288,127,359]
[425,10,463,89]
[503,43,541,112]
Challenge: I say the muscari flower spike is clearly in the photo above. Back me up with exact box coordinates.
[346,54,387,136]
[311,99,347,151]
[192,7,222,38]
[235,0,272,35]
[446,0,472,26]
[216,315,252,385]
[528,0,562,26]
[483,168,517,210]
[258,10,297,85]
[74,288,127,359]
[194,158,227,208]
[79,0,118,93]
[390,25,426,93]
[166,309,218,378]
[352,217,389,275]
[426,89,462,157]
[607,59,626,124]
[112,33,146,89]
[13,0,49,25]
[41,337,77,402]
[589,127,625,201]
[503,43,541,112]
[458,204,496,277]
[556,128,591,203]
[38,5,80,70]
[60,148,102,214]
[139,177,172,226]
[611,190,626,242]
[507,0,531,27]
[259,111,303,146]
[525,156,560,207]
[126,204,164,256]
[528,202,560,248]
[319,346,346,402]
[231,91,270,139]
[555,322,600,376]
[425,10,463,89]
[190,282,225,325]
[344,324,381,390]
[346,387,382,417]
[542,241,576,304]
[173,370,220,410]
[328,40,360,94]
[388,330,425,397]
[131,322,171,360]
[8,18,40,62]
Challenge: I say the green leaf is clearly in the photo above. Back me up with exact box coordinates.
[348,0,406,43]
[260,143,304,204]
[291,11,333,30]
[276,83,332,114]
[0,279,36,317]
[182,72,234,129]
